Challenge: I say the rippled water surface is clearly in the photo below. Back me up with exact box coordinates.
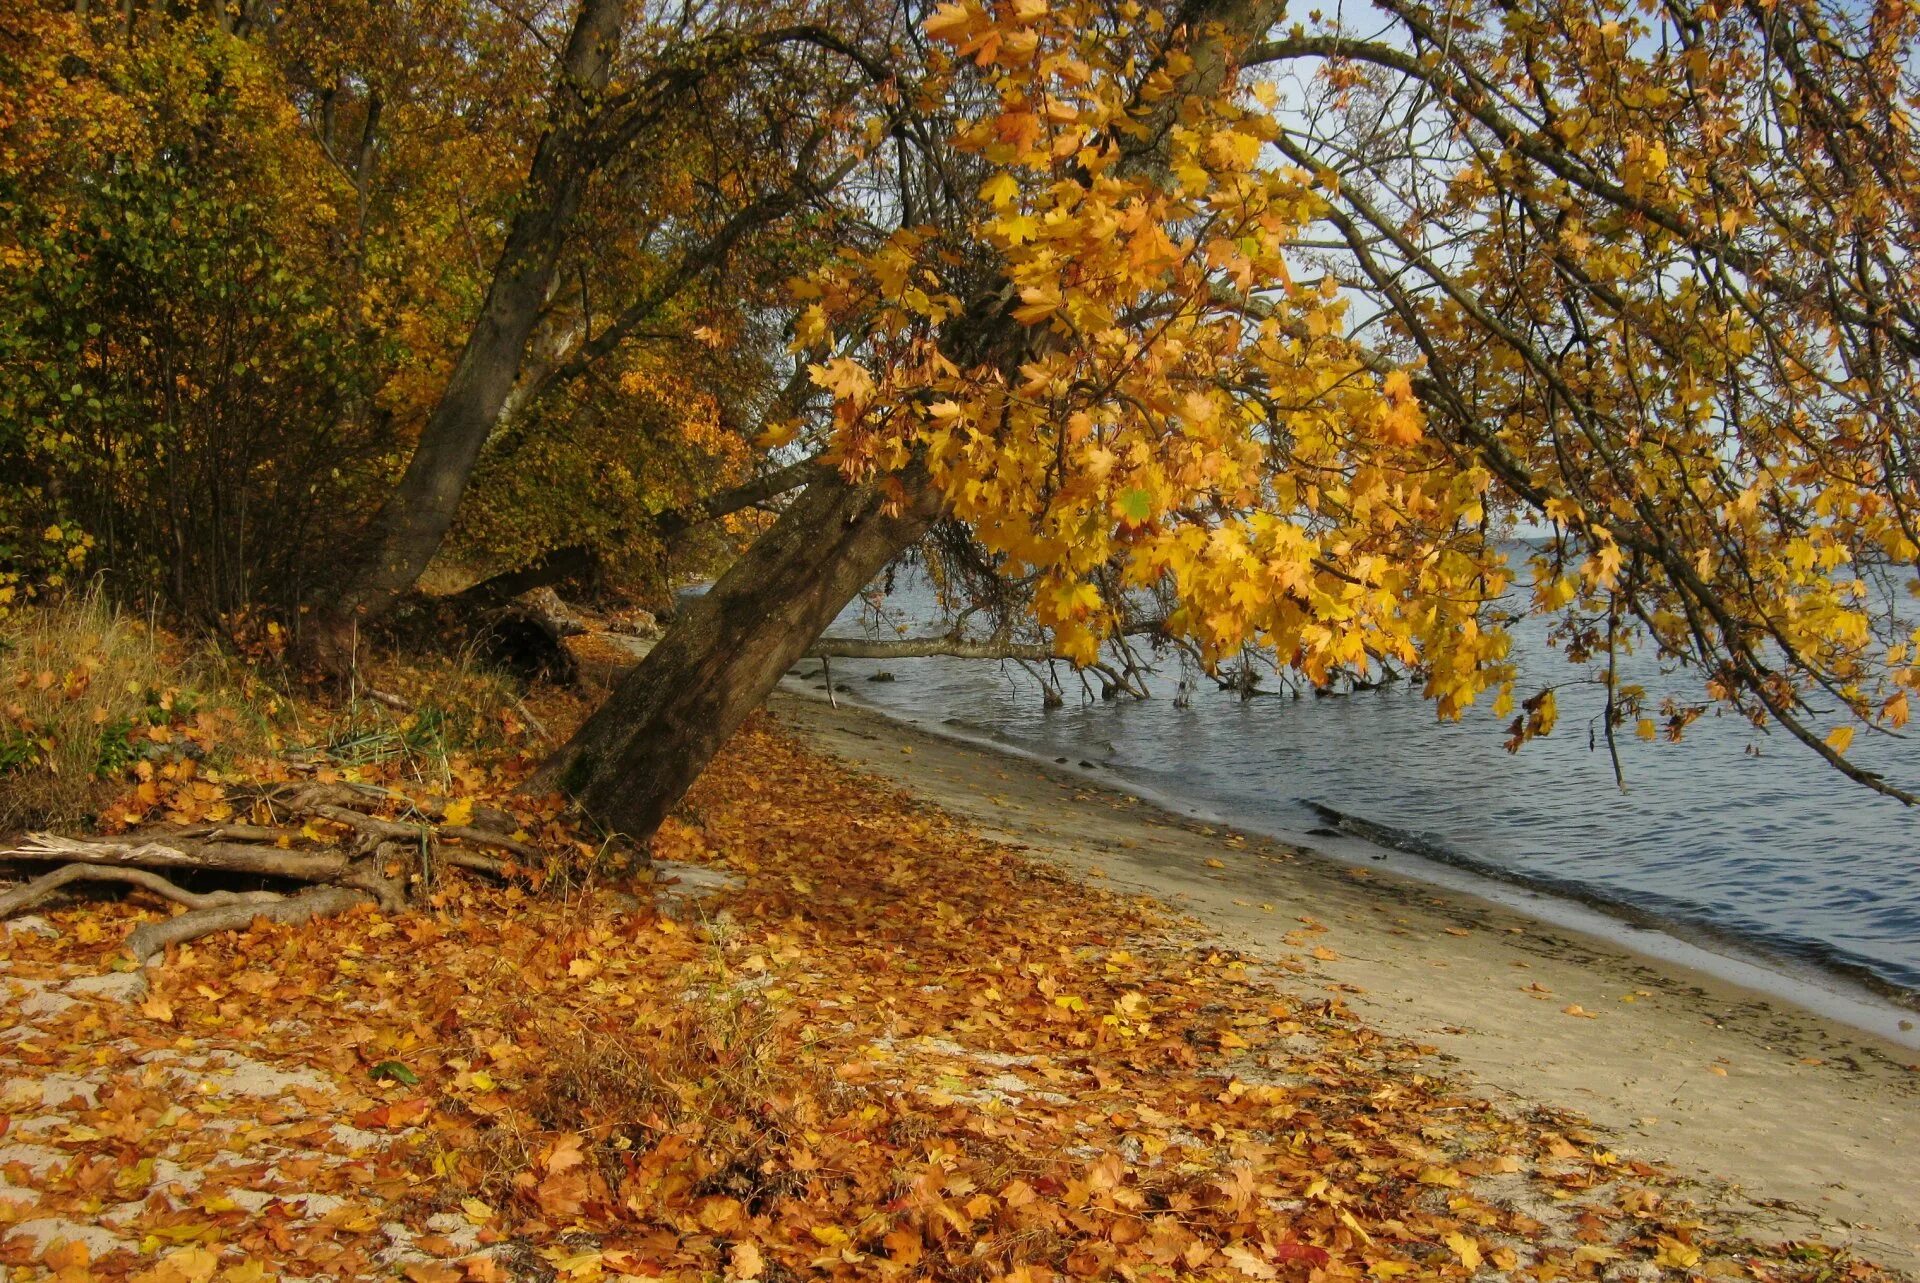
[804,579,1920,998]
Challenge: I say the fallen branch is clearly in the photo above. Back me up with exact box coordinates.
[176,823,294,843]
[807,617,1167,664]
[125,886,373,963]
[1,783,543,954]
[3,833,349,882]
[288,781,399,814]
[808,635,1058,661]
[0,864,283,918]
[305,806,538,871]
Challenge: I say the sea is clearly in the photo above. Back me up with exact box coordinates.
[782,569,1920,1033]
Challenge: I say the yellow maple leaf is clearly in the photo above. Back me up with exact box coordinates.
[1446,1232,1482,1271]
[1653,1237,1702,1270]
[132,1247,220,1283]
[729,1242,766,1281]
[978,172,1021,208]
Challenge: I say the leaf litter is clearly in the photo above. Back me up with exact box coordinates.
[0,712,1903,1283]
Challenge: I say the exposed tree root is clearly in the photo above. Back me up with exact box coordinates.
[0,780,547,963]
[0,864,283,918]
[124,885,374,962]
[302,802,426,843]
[438,848,517,879]
[439,825,542,861]
[4,832,350,881]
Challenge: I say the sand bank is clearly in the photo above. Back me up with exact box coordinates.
[771,689,1920,1272]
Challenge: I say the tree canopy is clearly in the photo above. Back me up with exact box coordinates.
[5,0,1919,833]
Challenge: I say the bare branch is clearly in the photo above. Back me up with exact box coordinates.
[808,636,1057,661]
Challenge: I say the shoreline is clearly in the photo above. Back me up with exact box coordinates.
[770,686,1920,1271]
[1302,799,1920,1019]
[800,679,1920,1041]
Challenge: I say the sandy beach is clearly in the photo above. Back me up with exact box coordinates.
[771,689,1920,1273]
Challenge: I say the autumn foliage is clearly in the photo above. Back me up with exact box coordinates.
[6,2,1920,1276]
[3,0,1919,805]
[0,1,776,622]
[2,709,1900,1282]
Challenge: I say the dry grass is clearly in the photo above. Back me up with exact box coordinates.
[0,593,268,832]
[0,594,550,834]
[471,982,845,1219]
[292,650,548,805]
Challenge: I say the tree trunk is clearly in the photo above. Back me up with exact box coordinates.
[309,0,627,671]
[534,471,941,840]
[532,0,1284,840]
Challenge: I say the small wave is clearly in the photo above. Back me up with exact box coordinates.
[1306,801,1920,1008]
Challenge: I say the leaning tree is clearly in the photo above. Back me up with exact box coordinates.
[303,0,915,669]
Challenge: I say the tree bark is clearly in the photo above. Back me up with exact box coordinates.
[309,0,628,671]
[534,471,942,839]
[449,545,602,614]
[125,886,372,963]
[0,864,283,919]
[445,456,822,613]
[651,456,823,537]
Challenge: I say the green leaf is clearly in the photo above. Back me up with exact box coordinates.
[369,1060,420,1086]
[1117,488,1154,523]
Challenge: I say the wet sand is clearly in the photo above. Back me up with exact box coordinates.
[772,689,1920,1272]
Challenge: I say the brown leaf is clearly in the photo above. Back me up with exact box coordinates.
[728,1242,765,1281]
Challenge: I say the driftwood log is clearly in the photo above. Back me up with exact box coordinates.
[0,782,540,961]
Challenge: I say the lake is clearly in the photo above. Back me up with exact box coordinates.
[798,574,1920,1007]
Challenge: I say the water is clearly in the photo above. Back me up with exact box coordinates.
[797,575,1920,1009]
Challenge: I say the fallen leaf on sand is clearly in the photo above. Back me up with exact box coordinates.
[1655,1237,1703,1269]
